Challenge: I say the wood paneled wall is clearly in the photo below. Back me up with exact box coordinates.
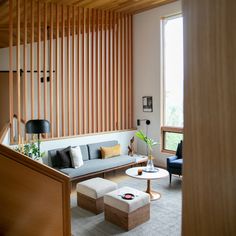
[0,144,71,236]
[182,0,236,235]
[9,0,133,143]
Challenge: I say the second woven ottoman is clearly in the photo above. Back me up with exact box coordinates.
[104,186,150,230]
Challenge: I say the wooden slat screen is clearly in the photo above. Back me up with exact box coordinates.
[8,1,133,143]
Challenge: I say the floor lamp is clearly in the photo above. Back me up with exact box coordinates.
[25,119,50,158]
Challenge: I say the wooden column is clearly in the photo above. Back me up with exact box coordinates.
[182,0,236,235]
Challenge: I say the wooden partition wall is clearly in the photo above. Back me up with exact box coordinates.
[0,144,71,235]
[9,0,133,143]
[182,0,236,235]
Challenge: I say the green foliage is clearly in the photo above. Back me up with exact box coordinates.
[135,130,157,151]
[14,141,45,160]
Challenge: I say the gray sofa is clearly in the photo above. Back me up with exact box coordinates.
[47,140,136,181]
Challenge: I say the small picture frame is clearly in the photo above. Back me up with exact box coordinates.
[143,96,153,112]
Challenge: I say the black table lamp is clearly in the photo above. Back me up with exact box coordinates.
[25,119,50,158]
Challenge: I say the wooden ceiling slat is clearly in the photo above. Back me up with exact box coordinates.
[0,0,177,48]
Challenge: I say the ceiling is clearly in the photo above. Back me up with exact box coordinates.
[0,0,177,48]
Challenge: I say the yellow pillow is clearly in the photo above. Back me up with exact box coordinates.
[100,144,121,159]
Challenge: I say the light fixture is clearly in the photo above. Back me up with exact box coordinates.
[25,119,50,158]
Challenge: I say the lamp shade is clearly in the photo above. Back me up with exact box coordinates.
[25,119,50,134]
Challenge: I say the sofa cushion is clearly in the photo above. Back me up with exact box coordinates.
[59,155,134,178]
[70,146,84,168]
[101,144,121,159]
[87,140,118,160]
[57,146,72,168]
[168,158,183,169]
[48,144,89,168]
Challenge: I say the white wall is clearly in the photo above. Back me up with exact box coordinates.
[133,1,182,167]
[40,130,136,164]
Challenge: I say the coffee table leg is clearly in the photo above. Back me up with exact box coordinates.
[146,179,161,201]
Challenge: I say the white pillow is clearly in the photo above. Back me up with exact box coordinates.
[70,146,84,168]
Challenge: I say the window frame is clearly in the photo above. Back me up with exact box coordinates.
[160,13,183,154]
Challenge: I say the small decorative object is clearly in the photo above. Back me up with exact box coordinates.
[121,193,135,200]
[143,96,153,112]
[128,136,135,156]
[135,130,157,172]
[138,168,143,175]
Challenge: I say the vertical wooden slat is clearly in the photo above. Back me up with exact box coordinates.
[125,14,128,129]
[112,11,115,131]
[96,9,99,132]
[67,6,71,136]
[23,0,27,126]
[61,5,65,136]
[91,8,95,133]
[100,10,104,132]
[120,13,123,130]
[31,0,34,119]
[44,2,48,124]
[107,11,111,131]
[82,7,85,134]
[72,6,76,135]
[104,11,107,131]
[87,8,90,133]
[130,15,133,129]
[123,14,127,130]
[50,3,53,137]
[17,0,21,142]
[56,3,60,137]
[77,7,81,135]
[9,0,13,143]
[117,12,121,130]
[128,14,132,129]
[37,1,41,119]
[116,12,119,130]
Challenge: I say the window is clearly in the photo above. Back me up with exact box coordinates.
[161,14,183,153]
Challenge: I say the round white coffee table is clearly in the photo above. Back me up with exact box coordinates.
[125,167,169,201]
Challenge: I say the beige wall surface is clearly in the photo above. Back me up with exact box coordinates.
[133,1,182,167]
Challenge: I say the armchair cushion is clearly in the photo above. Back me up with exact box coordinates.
[168,158,183,169]
[167,155,178,164]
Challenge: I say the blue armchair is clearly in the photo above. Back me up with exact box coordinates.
[167,140,183,184]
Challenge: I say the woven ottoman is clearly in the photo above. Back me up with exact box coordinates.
[104,186,150,230]
[76,177,118,214]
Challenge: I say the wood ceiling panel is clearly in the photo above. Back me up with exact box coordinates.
[0,0,177,48]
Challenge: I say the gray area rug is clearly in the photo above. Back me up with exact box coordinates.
[71,175,182,236]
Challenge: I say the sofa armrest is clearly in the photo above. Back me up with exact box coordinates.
[167,155,178,164]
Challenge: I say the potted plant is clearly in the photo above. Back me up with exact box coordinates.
[14,139,45,163]
[135,130,157,172]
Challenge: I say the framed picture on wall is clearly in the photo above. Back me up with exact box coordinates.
[143,96,153,112]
